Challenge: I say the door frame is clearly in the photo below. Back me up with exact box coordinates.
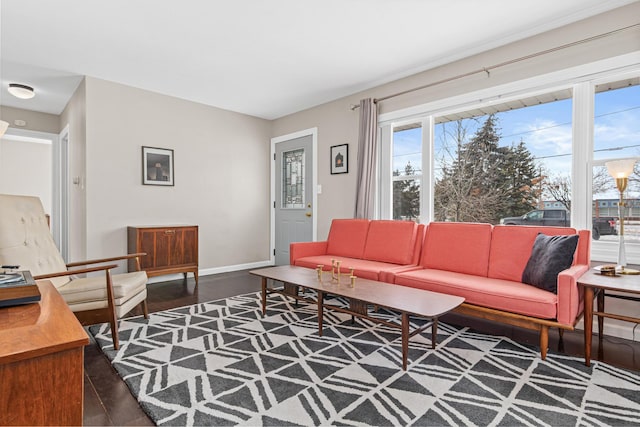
[270,127,318,265]
[2,127,68,260]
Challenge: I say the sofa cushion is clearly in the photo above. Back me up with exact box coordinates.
[325,219,370,259]
[363,220,418,265]
[488,225,578,282]
[522,233,579,293]
[293,255,401,281]
[395,268,558,320]
[421,222,492,277]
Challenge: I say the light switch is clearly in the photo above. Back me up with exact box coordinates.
[317,184,322,194]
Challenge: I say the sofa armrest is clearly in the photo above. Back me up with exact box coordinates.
[289,241,328,265]
[556,264,590,325]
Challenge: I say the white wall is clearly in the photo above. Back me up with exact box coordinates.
[0,106,60,134]
[82,77,272,273]
[0,136,52,213]
[60,79,87,263]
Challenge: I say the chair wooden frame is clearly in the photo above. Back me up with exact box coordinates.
[34,253,149,350]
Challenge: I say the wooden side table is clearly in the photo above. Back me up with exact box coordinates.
[578,269,640,366]
[0,280,89,425]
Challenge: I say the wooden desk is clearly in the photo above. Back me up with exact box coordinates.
[0,280,90,425]
[578,269,640,366]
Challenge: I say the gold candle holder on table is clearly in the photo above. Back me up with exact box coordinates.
[350,275,356,288]
[331,259,341,283]
[316,265,324,281]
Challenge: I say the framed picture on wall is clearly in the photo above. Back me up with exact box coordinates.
[142,146,174,186]
[330,144,348,174]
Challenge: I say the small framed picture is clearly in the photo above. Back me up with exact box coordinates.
[142,146,174,186]
[330,144,348,174]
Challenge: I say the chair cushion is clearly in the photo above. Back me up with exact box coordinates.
[58,271,148,305]
[522,233,579,293]
[363,220,418,265]
[325,219,370,259]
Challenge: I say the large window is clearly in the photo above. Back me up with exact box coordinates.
[378,61,640,263]
[433,96,572,225]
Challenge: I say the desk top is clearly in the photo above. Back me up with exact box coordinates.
[578,269,640,294]
[0,280,89,365]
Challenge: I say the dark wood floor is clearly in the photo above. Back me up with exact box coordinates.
[83,269,640,426]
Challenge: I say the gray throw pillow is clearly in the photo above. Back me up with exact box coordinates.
[522,233,579,293]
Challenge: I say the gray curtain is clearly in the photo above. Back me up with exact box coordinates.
[354,98,378,219]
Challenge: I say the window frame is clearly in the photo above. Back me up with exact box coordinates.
[377,53,640,263]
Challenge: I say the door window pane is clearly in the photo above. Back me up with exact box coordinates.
[282,148,305,208]
[392,124,422,221]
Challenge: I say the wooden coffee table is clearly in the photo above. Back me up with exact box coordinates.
[250,265,464,370]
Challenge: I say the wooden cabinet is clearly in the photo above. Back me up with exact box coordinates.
[128,225,199,285]
[0,281,89,426]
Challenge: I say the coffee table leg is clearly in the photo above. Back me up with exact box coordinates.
[261,277,267,316]
[597,289,605,342]
[431,317,438,349]
[318,290,324,337]
[584,286,594,366]
[402,312,409,370]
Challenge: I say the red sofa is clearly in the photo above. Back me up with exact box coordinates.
[291,219,590,360]
[290,219,424,282]
[393,222,590,359]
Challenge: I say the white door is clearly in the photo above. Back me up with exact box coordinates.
[274,134,314,265]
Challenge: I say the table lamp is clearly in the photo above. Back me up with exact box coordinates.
[605,159,637,273]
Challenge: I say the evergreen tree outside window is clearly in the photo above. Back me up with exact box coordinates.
[434,97,572,225]
[392,124,422,222]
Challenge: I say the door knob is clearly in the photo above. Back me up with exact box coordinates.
[306,212,312,217]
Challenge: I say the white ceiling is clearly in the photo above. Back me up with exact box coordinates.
[0,0,636,120]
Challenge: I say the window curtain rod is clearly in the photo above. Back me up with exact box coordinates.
[350,23,640,110]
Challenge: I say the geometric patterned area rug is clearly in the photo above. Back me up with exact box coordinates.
[90,291,640,426]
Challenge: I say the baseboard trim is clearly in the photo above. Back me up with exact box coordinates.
[574,318,640,342]
[146,260,274,284]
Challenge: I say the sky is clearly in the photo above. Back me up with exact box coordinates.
[393,84,640,200]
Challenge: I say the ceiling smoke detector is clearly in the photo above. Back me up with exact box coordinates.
[8,83,35,99]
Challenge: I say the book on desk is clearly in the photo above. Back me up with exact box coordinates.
[0,270,41,307]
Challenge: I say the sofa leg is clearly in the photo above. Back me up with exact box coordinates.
[540,325,549,360]
[558,328,565,353]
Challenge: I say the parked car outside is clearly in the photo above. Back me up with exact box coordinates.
[499,209,617,240]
